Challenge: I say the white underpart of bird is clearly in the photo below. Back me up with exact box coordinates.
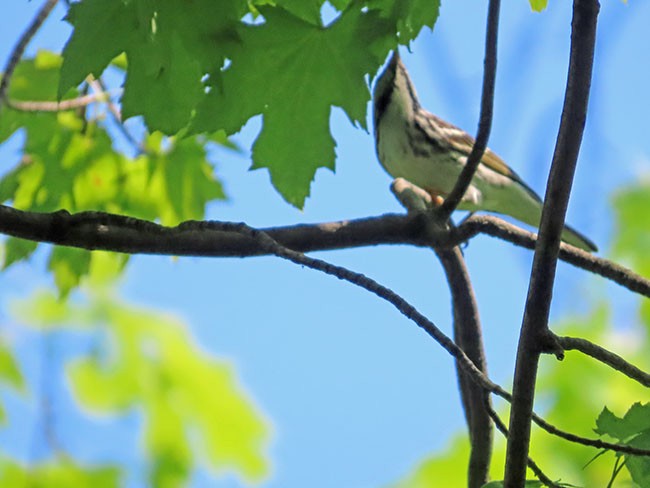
[373,51,597,252]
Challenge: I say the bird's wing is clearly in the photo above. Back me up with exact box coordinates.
[428,113,516,178]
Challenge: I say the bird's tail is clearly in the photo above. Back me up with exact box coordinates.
[487,182,598,252]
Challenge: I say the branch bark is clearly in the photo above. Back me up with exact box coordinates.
[2,205,648,298]
[504,0,600,485]
[558,336,650,387]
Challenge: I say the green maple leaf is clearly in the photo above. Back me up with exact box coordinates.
[369,0,440,43]
[193,6,394,207]
[274,0,324,25]
[60,0,245,133]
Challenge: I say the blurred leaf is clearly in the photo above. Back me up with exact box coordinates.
[0,345,25,393]
[2,237,38,269]
[612,183,650,278]
[529,0,548,12]
[12,291,75,329]
[1,54,227,294]
[156,136,226,225]
[47,247,92,298]
[64,297,270,485]
[0,458,120,488]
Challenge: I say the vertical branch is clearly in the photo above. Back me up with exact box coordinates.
[504,0,600,486]
[437,0,501,219]
[436,247,493,488]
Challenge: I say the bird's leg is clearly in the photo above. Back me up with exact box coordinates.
[427,192,446,208]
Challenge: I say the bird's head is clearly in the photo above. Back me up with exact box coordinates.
[373,51,421,129]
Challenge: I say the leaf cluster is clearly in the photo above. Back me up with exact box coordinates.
[57,0,439,207]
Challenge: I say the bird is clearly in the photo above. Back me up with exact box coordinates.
[372,51,597,252]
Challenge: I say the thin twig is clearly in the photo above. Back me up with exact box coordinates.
[209,221,650,460]
[7,91,118,112]
[0,0,59,106]
[438,0,501,218]
[506,0,601,484]
[558,336,650,387]
[529,409,650,457]
[219,221,501,393]
[88,78,144,154]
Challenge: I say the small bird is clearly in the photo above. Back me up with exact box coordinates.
[373,51,597,252]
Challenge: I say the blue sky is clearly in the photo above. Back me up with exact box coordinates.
[1,1,649,487]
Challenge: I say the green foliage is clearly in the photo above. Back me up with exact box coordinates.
[0,458,119,488]
[13,281,270,486]
[612,184,650,279]
[193,6,394,206]
[595,403,650,487]
[0,51,226,294]
[0,345,25,395]
[528,0,548,12]
[58,0,440,207]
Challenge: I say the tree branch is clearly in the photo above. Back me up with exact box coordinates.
[558,336,650,387]
[437,247,493,488]
[437,0,500,218]
[6,90,119,112]
[0,0,59,107]
[3,205,643,460]
[505,0,600,484]
[198,220,650,461]
[1,205,648,299]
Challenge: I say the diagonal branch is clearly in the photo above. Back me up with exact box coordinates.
[558,336,650,387]
[0,0,59,107]
[437,0,501,219]
[217,220,650,460]
[505,0,601,483]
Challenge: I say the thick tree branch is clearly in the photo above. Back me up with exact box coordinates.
[438,0,500,218]
[558,336,650,387]
[0,0,59,107]
[1,205,648,299]
[505,1,601,484]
